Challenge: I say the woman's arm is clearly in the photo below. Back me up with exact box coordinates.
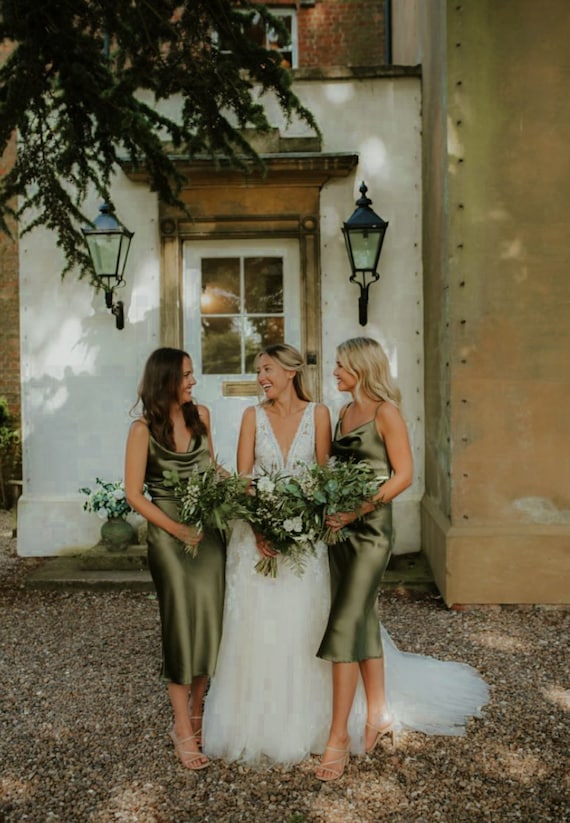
[314,403,332,466]
[236,406,256,476]
[372,402,413,504]
[236,405,275,557]
[124,420,201,546]
[197,404,216,462]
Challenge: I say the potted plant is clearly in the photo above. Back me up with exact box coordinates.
[80,477,138,551]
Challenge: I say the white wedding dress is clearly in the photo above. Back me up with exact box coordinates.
[203,403,489,766]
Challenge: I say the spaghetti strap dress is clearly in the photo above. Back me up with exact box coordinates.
[145,433,226,684]
[318,410,393,662]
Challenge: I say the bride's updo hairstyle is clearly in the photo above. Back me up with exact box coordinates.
[136,347,206,449]
[256,343,312,402]
[337,337,401,408]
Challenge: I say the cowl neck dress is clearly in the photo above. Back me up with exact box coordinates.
[318,410,393,662]
[145,433,226,684]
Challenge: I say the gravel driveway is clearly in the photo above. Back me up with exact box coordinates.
[1,510,568,823]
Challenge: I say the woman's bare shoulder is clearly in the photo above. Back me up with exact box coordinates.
[128,418,150,445]
[196,403,211,423]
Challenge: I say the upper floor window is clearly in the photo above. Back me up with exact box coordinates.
[249,8,297,69]
[215,8,297,70]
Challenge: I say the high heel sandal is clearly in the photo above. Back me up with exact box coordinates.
[190,716,203,748]
[315,739,351,782]
[170,727,210,770]
[365,713,395,753]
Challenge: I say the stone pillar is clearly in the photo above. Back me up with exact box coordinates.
[421,0,570,604]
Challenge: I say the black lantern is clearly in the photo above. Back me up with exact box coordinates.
[82,202,134,330]
[342,181,389,326]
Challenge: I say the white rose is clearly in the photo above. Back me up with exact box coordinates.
[257,477,275,495]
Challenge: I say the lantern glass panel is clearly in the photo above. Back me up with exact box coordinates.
[86,233,122,277]
[347,228,382,271]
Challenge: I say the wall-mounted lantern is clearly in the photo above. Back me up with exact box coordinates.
[342,181,389,326]
[82,203,134,330]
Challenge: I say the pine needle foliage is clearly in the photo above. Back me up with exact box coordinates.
[0,1,319,278]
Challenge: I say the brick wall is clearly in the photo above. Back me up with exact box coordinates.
[265,0,387,68]
[0,133,20,421]
[0,37,20,422]
[0,140,20,417]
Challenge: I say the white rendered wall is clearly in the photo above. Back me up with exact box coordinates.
[17,178,160,555]
[17,76,423,556]
[295,77,424,553]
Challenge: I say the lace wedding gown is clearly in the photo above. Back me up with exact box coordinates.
[203,403,489,765]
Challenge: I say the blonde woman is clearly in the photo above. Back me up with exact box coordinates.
[315,336,413,780]
[315,337,490,781]
[203,343,335,764]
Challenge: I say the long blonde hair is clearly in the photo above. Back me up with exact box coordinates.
[255,343,312,402]
[336,337,401,407]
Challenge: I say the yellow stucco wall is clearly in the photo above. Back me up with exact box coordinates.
[421,0,570,604]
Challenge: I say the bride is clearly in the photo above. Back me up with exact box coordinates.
[203,343,489,767]
[203,343,339,764]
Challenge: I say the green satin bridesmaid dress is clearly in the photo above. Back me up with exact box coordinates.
[145,434,226,684]
[317,410,393,663]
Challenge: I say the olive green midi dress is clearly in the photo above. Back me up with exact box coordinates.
[317,413,393,663]
[145,434,226,684]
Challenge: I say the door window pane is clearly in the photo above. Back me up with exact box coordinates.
[245,317,285,372]
[201,258,240,314]
[244,257,283,313]
[201,317,242,374]
[200,254,284,374]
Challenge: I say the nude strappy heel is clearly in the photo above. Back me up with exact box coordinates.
[315,739,351,782]
[170,727,210,770]
[365,712,396,752]
[190,716,203,748]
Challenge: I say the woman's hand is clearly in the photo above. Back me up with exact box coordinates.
[325,510,359,533]
[254,531,278,558]
[174,523,204,548]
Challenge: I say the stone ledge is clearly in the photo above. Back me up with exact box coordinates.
[79,544,148,572]
[25,555,154,592]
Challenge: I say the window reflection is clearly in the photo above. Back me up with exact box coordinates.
[200,254,285,374]
[245,317,284,372]
[201,317,242,374]
[245,257,283,313]
[201,258,240,314]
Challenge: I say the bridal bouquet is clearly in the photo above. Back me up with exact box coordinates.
[299,458,388,544]
[164,465,248,557]
[245,470,321,577]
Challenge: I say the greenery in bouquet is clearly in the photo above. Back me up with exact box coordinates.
[79,477,136,520]
[163,465,249,557]
[298,458,388,544]
[245,470,321,578]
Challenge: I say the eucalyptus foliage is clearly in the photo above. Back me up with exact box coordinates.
[0,0,318,278]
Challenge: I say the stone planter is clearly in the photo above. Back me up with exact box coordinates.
[100,517,136,552]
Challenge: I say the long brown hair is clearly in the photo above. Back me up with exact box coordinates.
[136,347,206,449]
[255,343,312,402]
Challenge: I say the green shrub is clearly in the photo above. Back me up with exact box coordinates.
[0,397,21,509]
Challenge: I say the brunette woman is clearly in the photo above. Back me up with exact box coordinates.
[125,347,225,770]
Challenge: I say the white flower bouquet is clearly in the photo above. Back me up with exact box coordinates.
[79,477,135,520]
[245,470,321,577]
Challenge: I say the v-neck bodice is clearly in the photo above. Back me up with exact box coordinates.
[254,403,315,476]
